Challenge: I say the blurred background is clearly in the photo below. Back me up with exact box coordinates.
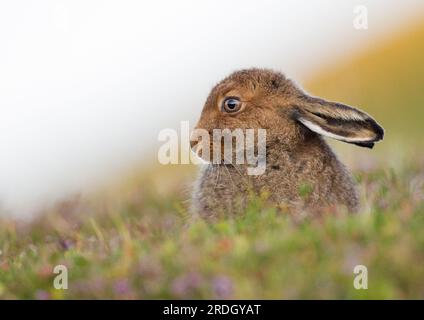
[1,0,424,300]
[1,0,423,217]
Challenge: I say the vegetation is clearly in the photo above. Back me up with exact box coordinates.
[0,20,423,300]
[0,152,423,299]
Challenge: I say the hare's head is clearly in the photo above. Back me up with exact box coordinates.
[191,68,384,162]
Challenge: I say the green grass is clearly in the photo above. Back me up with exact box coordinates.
[1,18,424,300]
[0,153,423,299]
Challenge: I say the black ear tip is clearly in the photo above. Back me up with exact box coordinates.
[368,119,385,141]
[352,141,375,148]
[375,125,384,141]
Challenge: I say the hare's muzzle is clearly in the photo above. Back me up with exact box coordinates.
[189,131,200,151]
[190,128,214,162]
[190,129,203,156]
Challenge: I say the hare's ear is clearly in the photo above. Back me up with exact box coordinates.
[292,95,384,148]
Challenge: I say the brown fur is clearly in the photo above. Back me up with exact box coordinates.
[191,68,384,219]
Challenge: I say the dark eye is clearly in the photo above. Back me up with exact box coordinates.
[222,97,242,113]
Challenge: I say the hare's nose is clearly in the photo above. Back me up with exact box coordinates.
[190,138,197,150]
[190,128,212,150]
[190,130,200,150]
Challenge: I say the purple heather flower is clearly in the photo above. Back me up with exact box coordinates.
[171,272,202,297]
[35,290,50,300]
[113,279,131,296]
[58,238,74,251]
[212,275,233,299]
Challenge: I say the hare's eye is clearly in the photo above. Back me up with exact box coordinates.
[222,97,242,113]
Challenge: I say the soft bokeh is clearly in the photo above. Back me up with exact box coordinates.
[1,0,423,216]
[0,1,424,300]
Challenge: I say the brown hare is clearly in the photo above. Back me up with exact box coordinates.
[190,68,384,219]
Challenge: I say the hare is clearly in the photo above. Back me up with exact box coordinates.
[190,68,384,219]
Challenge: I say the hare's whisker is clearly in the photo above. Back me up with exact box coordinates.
[213,165,221,190]
[223,164,235,188]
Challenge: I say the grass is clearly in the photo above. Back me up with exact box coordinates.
[1,17,424,300]
[0,151,423,299]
